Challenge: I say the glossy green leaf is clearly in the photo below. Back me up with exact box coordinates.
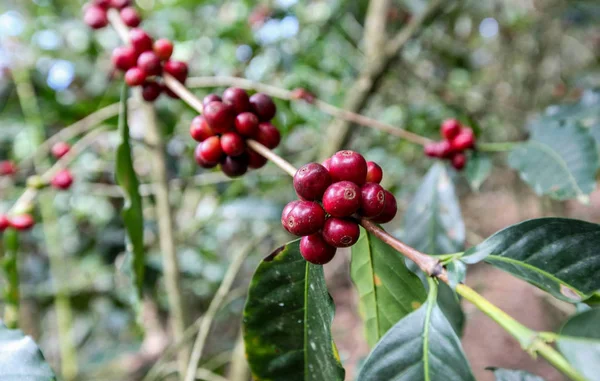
[357,280,475,381]
[556,308,600,380]
[115,85,145,303]
[243,240,344,381]
[465,152,492,191]
[350,228,427,347]
[462,218,600,303]
[1,229,20,328]
[508,119,598,203]
[0,321,56,380]
[486,367,545,381]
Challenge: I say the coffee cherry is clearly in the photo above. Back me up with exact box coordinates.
[51,169,74,190]
[9,214,35,231]
[203,94,222,107]
[451,128,475,151]
[129,28,153,55]
[255,122,280,149]
[112,46,137,71]
[0,215,9,231]
[124,67,146,86]
[300,234,336,265]
[142,80,161,102]
[247,148,267,169]
[451,153,467,170]
[223,87,251,114]
[249,93,276,121]
[93,0,111,9]
[281,201,326,236]
[84,6,108,29]
[203,101,235,133]
[441,119,461,140]
[322,218,360,248]
[190,116,214,142]
[322,158,331,171]
[290,88,316,103]
[234,112,259,137]
[120,7,141,27]
[366,161,383,184]
[220,132,246,157]
[0,161,17,176]
[111,0,130,9]
[329,150,367,185]
[153,38,173,61]
[371,190,397,224]
[137,51,161,76]
[194,144,218,168]
[293,163,331,201]
[425,140,453,158]
[424,142,441,158]
[360,183,386,218]
[198,136,223,164]
[322,181,361,217]
[51,142,70,159]
[163,60,188,83]
[220,154,249,177]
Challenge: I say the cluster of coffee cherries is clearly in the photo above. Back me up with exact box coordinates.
[191,89,280,177]
[84,0,141,30]
[281,151,397,265]
[49,142,74,190]
[424,119,476,170]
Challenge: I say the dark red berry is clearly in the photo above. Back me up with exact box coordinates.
[424,142,441,158]
[84,6,108,29]
[9,214,35,231]
[120,7,141,27]
[220,154,249,177]
[51,142,70,159]
[329,150,367,185]
[220,132,246,157]
[0,161,16,176]
[293,163,331,201]
[441,119,461,140]
[129,28,153,55]
[322,218,360,248]
[190,116,214,142]
[360,183,386,218]
[451,153,467,170]
[234,112,259,137]
[51,169,74,190]
[249,93,276,121]
[142,80,161,101]
[366,161,383,184]
[198,136,223,164]
[322,158,331,171]
[194,144,218,168]
[0,215,9,231]
[255,122,280,149]
[137,51,161,76]
[153,38,173,61]
[203,94,222,107]
[426,140,454,158]
[93,0,111,9]
[300,234,336,265]
[371,190,397,224]
[111,0,130,9]
[112,46,137,71]
[223,87,251,114]
[124,67,146,86]
[322,181,361,217]
[281,201,326,236]
[451,128,475,151]
[247,148,267,169]
[163,60,188,83]
[203,101,235,133]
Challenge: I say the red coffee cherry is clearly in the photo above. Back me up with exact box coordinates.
[451,128,475,151]
[124,67,146,86]
[281,201,326,236]
[51,142,70,159]
[203,94,222,107]
[111,0,131,9]
[163,60,188,83]
[9,214,35,231]
[366,161,383,184]
[290,88,315,103]
[93,0,111,9]
[234,112,259,137]
[360,183,386,218]
[0,215,9,231]
[223,87,251,114]
[220,154,249,177]
[111,46,137,71]
[194,144,218,169]
[120,7,141,27]
[197,136,223,164]
[322,218,360,248]
[300,233,336,265]
[51,169,74,190]
[220,132,246,157]
[424,142,441,158]
[84,6,108,29]
[431,140,454,158]
[322,158,331,171]
[371,190,397,224]
[190,116,214,142]
[203,101,235,133]
[247,148,267,169]
[322,181,361,217]
[137,51,162,76]
[441,119,461,140]
[329,150,367,185]
[129,28,153,55]
[249,93,276,121]
[0,161,17,176]
[293,163,331,201]
[451,153,467,170]
[142,80,161,102]
[255,122,280,149]
[153,38,173,61]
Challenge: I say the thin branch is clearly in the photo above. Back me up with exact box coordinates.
[247,140,297,177]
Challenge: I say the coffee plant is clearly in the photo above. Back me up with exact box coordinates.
[1,1,599,381]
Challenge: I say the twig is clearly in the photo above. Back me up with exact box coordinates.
[246,140,297,177]
[227,332,249,381]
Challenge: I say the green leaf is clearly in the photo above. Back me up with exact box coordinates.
[556,308,600,380]
[465,152,492,191]
[0,321,56,380]
[350,228,427,348]
[357,280,475,381]
[486,367,545,381]
[508,120,598,203]
[243,240,345,381]
[115,85,145,304]
[462,218,600,303]
[1,229,20,329]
